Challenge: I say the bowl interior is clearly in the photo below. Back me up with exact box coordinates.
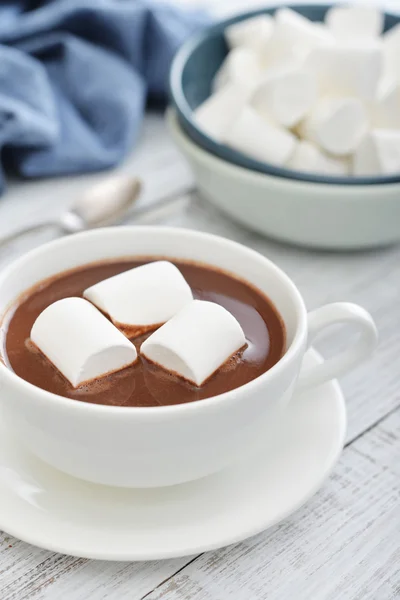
[170,4,400,186]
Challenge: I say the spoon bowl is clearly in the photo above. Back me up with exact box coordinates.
[0,175,142,246]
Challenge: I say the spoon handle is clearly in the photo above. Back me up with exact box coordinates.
[0,184,196,249]
[0,221,58,248]
[125,185,195,221]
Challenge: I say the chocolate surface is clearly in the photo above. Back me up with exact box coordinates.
[2,259,285,407]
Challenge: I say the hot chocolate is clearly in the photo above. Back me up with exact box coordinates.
[2,258,285,407]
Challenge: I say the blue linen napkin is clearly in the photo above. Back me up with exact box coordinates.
[0,0,209,194]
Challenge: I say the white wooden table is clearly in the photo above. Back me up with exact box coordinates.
[1,2,400,598]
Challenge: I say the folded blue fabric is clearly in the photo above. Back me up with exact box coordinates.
[0,0,209,193]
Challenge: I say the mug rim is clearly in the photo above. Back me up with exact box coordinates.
[0,226,307,415]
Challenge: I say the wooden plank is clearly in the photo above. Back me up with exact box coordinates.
[142,409,400,600]
[0,539,191,600]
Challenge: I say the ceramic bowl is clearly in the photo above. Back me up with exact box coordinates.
[168,109,400,249]
[169,4,400,186]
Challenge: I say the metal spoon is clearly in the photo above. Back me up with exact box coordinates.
[0,174,143,247]
[1,176,196,250]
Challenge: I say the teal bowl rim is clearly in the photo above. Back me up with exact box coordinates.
[169,4,400,187]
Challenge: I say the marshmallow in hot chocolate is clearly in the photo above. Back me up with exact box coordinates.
[141,299,246,386]
[84,260,193,335]
[9,258,284,405]
[30,297,137,388]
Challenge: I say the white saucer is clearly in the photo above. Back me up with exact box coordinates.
[0,349,346,561]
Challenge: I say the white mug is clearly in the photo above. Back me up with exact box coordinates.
[0,227,377,487]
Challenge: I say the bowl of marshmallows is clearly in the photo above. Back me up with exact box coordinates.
[169,4,400,249]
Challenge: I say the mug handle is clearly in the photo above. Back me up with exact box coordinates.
[297,303,378,392]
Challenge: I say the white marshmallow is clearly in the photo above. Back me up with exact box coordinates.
[300,97,369,156]
[306,43,382,101]
[225,15,274,52]
[262,8,333,69]
[287,140,350,176]
[141,300,246,387]
[30,298,137,388]
[212,47,263,93]
[223,106,296,166]
[251,67,317,127]
[353,129,400,176]
[373,82,400,129]
[194,83,249,141]
[84,261,193,335]
[325,6,383,42]
[382,23,400,89]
